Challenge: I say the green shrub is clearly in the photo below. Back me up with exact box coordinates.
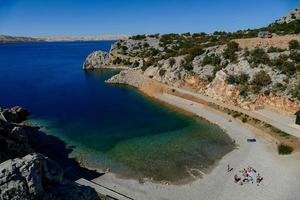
[130,34,146,40]
[121,46,128,51]
[202,54,221,66]
[251,70,272,93]
[248,48,270,65]
[223,41,239,62]
[112,57,122,65]
[242,117,248,123]
[169,58,176,66]
[226,75,237,84]
[289,40,300,50]
[181,58,193,71]
[278,144,294,155]
[143,43,150,48]
[132,61,140,68]
[267,46,285,53]
[289,50,300,62]
[239,85,249,98]
[226,73,249,85]
[159,69,166,76]
[291,82,300,100]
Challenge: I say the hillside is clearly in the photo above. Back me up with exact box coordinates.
[0,35,42,43]
[83,8,300,115]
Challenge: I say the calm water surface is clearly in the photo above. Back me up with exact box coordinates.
[0,41,234,183]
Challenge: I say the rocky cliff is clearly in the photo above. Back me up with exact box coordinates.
[0,107,101,200]
[276,8,300,24]
[83,9,300,115]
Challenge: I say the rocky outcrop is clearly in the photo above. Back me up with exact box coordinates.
[83,50,110,70]
[0,106,29,123]
[251,95,300,114]
[0,153,63,200]
[0,153,100,200]
[276,8,300,24]
[206,70,241,105]
[0,106,101,200]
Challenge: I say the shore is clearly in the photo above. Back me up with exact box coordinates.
[79,69,300,200]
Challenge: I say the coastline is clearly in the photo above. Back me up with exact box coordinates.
[81,68,300,200]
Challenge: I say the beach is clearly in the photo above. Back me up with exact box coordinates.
[82,81,300,200]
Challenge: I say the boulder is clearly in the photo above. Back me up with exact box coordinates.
[83,51,110,70]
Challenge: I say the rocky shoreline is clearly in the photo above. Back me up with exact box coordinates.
[0,106,101,200]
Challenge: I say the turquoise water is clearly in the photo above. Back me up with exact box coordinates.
[0,41,234,183]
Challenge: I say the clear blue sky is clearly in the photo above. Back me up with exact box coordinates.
[0,0,299,37]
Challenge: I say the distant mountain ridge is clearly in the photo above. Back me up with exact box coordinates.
[0,34,128,43]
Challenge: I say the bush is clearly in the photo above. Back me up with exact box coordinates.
[267,46,285,53]
[289,40,300,50]
[289,50,300,62]
[202,54,221,66]
[248,48,270,65]
[251,70,272,93]
[132,61,140,68]
[278,144,294,155]
[169,58,176,67]
[112,57,122,65]
[226,73,249,85]
[143,43,150,48]
[130,34,146,40]
[181,58,193,71]
[291,82,300,100]
[223,41,239,62]
[159,69,166,76]
[121,46,128,51]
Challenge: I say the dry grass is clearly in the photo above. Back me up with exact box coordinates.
[232,35,300,49]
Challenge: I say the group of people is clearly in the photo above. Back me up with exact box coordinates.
[233,166,263,186]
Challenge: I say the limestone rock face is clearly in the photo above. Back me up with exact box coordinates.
[276,8,300,24]
[0,153,100,200]
[206,70,241,104]
[83,50,110,70]
[0,153,63,200]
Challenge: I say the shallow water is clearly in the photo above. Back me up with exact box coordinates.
[0,41,234,183]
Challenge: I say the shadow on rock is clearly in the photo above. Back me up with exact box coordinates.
[26,125,104,181]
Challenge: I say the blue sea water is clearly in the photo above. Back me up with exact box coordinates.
[0,41,233,183]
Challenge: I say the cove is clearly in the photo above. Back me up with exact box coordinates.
[0,41,234,183]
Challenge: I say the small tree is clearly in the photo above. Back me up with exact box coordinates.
[248,48,270,65]
[223,41,239,62]
[251,70,272,93]
[289,40,300,50]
